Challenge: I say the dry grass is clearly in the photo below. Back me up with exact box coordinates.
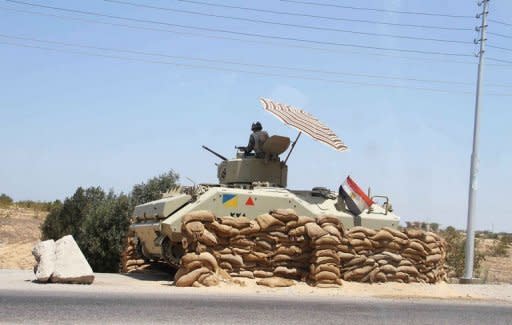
[478,239,512,284]
[0,206,47,270]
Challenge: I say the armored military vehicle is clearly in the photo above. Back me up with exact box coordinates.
[129,98,400,267]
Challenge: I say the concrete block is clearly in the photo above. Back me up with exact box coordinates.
[51,235,94,284]
[32,240,56,282]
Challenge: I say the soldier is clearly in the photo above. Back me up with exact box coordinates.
[244,121,269,158]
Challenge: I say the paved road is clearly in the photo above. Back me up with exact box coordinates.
[1,289,511,325]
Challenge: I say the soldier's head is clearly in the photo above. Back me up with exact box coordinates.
[251,121,263,132]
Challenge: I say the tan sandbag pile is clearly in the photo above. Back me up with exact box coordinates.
[120,233,151,273]
[176,210,447,287]
[306,216,344,287]
[177,209,312,286]
[340,227,447,283]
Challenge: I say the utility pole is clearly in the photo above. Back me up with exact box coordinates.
[462,0,488,282]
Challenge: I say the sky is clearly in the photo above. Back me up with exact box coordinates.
[0,0,511,231]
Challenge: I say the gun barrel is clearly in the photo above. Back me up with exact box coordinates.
[202,145,228,161]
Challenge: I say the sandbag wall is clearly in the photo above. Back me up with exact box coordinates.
[120,234,150,273]
[340,227,448,283]
[176,209,321,287]
[175,210,447,287]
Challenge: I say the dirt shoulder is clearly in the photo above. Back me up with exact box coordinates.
[0,206,47,270]
[1,270,511,304]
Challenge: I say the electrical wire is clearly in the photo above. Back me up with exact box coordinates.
[105,0,472,45]
[4,0,474,58]
[488,57,512,64]
[1,5,483,68]
[280,0,474,19]
[488,44,512,53]
[3,33,505,88]
[1,39,492,95]
[489,19,512,27]
[163,0,473,32]
[488,31,512,39]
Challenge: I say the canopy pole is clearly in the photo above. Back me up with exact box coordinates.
[284,132,302,165]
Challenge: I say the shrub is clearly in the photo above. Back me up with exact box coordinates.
[489,237,510,257]
[0,193,13,207]
[131,170,179,207]
[15,200,53,212]
[441,227,485,278]
[40,170,179,272]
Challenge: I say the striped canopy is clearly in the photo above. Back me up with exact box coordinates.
[260,98,348,152]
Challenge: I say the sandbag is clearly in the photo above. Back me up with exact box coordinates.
[382,227,409,240]
[314,235,341,246]
[239,221,261,235]
[304,223,328,240]
[289,226,305,237]
[297,215,316,226]
[348,226,376,237]
[426,254,442,264]
[219,254,243,267]
[198,229,218,246]
[183,211,215,224]
[256,214,285,230]
[316,215,340,225]
[322,224,341,238]
[183,221,205,235]
[220,216,252,229]
[371,229,395,242]
[274,266,299,278]
[176,267,210,287]
[209,222,237,237]
[271,209,299,222]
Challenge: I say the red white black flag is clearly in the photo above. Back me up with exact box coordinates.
[339,176,374,215]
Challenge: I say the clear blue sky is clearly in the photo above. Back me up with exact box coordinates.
[0,0,511,231]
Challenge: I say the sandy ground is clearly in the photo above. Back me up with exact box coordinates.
[477,239,512,283]
[1,269,511,304]
[0,206,47,270]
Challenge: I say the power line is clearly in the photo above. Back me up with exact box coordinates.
[172,0,472,32]
[3,39,498,96]
[4,33,506,88]
[104,0,472,45]
[488,44,512,53]
[488,57,512,64]
[489,18,512,27]
[1,5,483,68]
[488,31,512,39]
[105,0,472,45]
[12,5,512,70]
[280,0,474,19]
[5,0,474,58]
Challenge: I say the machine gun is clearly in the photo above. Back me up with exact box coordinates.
[201,145,228,161]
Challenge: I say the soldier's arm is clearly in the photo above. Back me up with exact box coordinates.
[245,134,255,153]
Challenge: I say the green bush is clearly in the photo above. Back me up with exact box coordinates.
[41,170,179,272]
[131,170,179,206]
[0,193,13,207]
[441,227,485,278]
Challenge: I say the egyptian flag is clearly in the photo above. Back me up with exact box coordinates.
[339,176,374,215]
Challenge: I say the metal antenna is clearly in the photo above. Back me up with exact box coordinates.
[463,0,489,282]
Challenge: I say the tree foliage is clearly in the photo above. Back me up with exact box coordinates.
[40,170,179,272]
[0,193,13,207]
[131,170,179,206]
[441,227,485,278]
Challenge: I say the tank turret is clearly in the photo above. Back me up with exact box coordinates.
[205,135,291,187]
